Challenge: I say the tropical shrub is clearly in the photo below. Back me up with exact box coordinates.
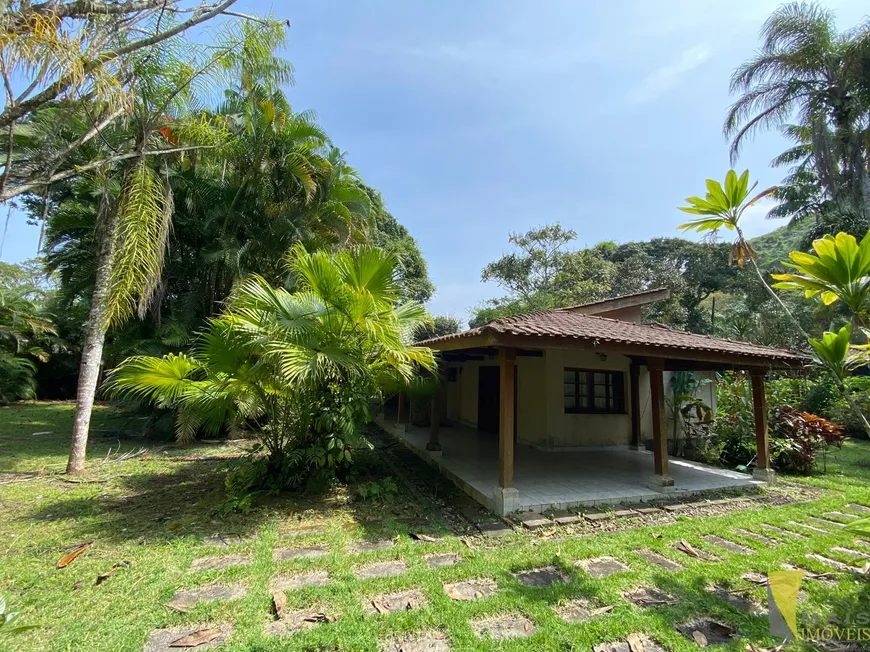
[710,372,758,468]
[829,377,870,439]
[768,406,844,475]
[799,376,839,418]
[354,477,399,502]
[108,245,436,496]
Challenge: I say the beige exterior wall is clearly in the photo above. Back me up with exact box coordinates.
[445,350,717,450]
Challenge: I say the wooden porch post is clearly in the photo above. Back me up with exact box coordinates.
[498,347,516,489]
[396,391,405,426]
[751,370,775,482]
[647,358,674,490]
[629,362,640,448]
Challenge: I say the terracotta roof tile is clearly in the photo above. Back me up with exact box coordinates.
[420,310,807,365]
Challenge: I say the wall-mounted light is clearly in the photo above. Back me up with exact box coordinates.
[598,353,608,362]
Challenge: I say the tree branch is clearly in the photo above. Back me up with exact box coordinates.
[0,145,216,202]
[0,0,238,129]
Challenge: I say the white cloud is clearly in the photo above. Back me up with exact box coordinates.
[625,45,712,106]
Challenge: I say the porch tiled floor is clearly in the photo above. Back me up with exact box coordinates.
[383,420,757,512]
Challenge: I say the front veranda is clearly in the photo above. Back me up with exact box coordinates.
[402,317,806,515]
[382,419,756,513]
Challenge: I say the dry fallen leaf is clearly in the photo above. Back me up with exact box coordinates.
[692,630,709,647]
[71,580,83,591]
[627,632,646,652]
[56,543,91,569]
[676,540,700,558]
[741,572,768,585]
[272,592,287,620]
[168,628,223,647]
[410,533,439,542]
[651,533,663,540]
[591,605,614,616]
[302,613,333,623]
[371,600,390,615]
[140,452,152,462]
[164,603,191,614]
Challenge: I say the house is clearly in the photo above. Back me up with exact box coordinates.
[386,289,808,515]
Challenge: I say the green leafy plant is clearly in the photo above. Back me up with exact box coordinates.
[0,594,36,638]
[354,477,399,503]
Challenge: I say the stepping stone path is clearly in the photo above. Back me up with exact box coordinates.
[274,545,329,562]
[676,618,738,646]
[732,528,778,546]
[354,560,409,580]
[575,556,629,578]
[672,541,718,562]
[513,566,568,587]
[470,614,535,641]
[166,584,246,610]
[144,624,233,652]
[701,534,751,554]
[824,511,859,522]
[381,631,451,652]
[707,585,766,615]
[270,570,330,591]
[662,503,692,513]
[364,588,426,615]
[424,552,461,568]
[635,550,683,572]
[265,610,336,637]
[594,635,665,652]
[551,510,583,525]
[349,539,395,553]
[554,598,612,623]
[761,523,807,539]
[190,553,252,571]
[202,533,254,547]
[613,509,639,518]
[782,563,837,586]
[633,506,663,516]
[443,578,498,601]
[846,503,870,514]
[584,509,613,522]
[476,522,513,537]
[624,586,678,607]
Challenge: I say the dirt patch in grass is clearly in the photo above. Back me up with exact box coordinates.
[265,610,337,637]
[575,556,630,578]
[594,634,665,652]
[676,618,738,646]
[380,631,451,651]
[443,578,498,601]
[553,598,613,622]
[363,588,427,615]
[144,624,233,651]
[623,586,678,607]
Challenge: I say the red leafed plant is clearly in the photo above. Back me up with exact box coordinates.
[768,406,844,475]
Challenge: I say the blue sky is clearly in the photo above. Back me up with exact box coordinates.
[2,0,867,322]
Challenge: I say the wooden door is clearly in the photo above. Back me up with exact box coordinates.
[477,366,500,434]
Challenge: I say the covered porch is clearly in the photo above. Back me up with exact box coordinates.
[385,419,757,512]
[408,309,807,516]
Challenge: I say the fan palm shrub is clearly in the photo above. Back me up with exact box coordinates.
[107,244,436,494]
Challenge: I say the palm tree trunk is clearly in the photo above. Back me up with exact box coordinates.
[737,225,870,438]
[67,203,119,475]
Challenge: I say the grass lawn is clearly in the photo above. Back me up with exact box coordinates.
[1,402,869,651]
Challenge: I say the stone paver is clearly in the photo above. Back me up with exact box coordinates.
[273,545,328,562]
[613,509,638,518]
[824,511,859,522]
[594,635,665,652]
[443,578,498,601]
[354,560,409,580]
[662,503,691,513]
[265,610,336,637]
[633,507,662,516]
[624,586,678,607]
[144,624,232,652]
[832,546,870,560]
[348,539,395,553]
[514,566,569,587]
[381,631,451,652]
[575,556,629,578]
[584,512,613,522]
[202,533,255,547]
[477,522,513,537]
[512,512,554,529]
[190,553,253,571]
[845,503,870,514]
[553,598,611,623]
[733,528,778,546]
[761,523,807,539]
[701,534,751,554]
[806,553,859,572]
[676,618,737,645]
[270,570,330,591]
[707,585,766,615]
[551,510,582,525]
[635,550,683,572]
[166,584,246,609]
[364,588,427,615]
[471,614,535,641]
[424,552,461,568]
[790,520,830,534]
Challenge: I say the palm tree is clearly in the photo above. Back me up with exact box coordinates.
[107,245,435,486]
[0,286,58,403]
[726,2,868,210]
